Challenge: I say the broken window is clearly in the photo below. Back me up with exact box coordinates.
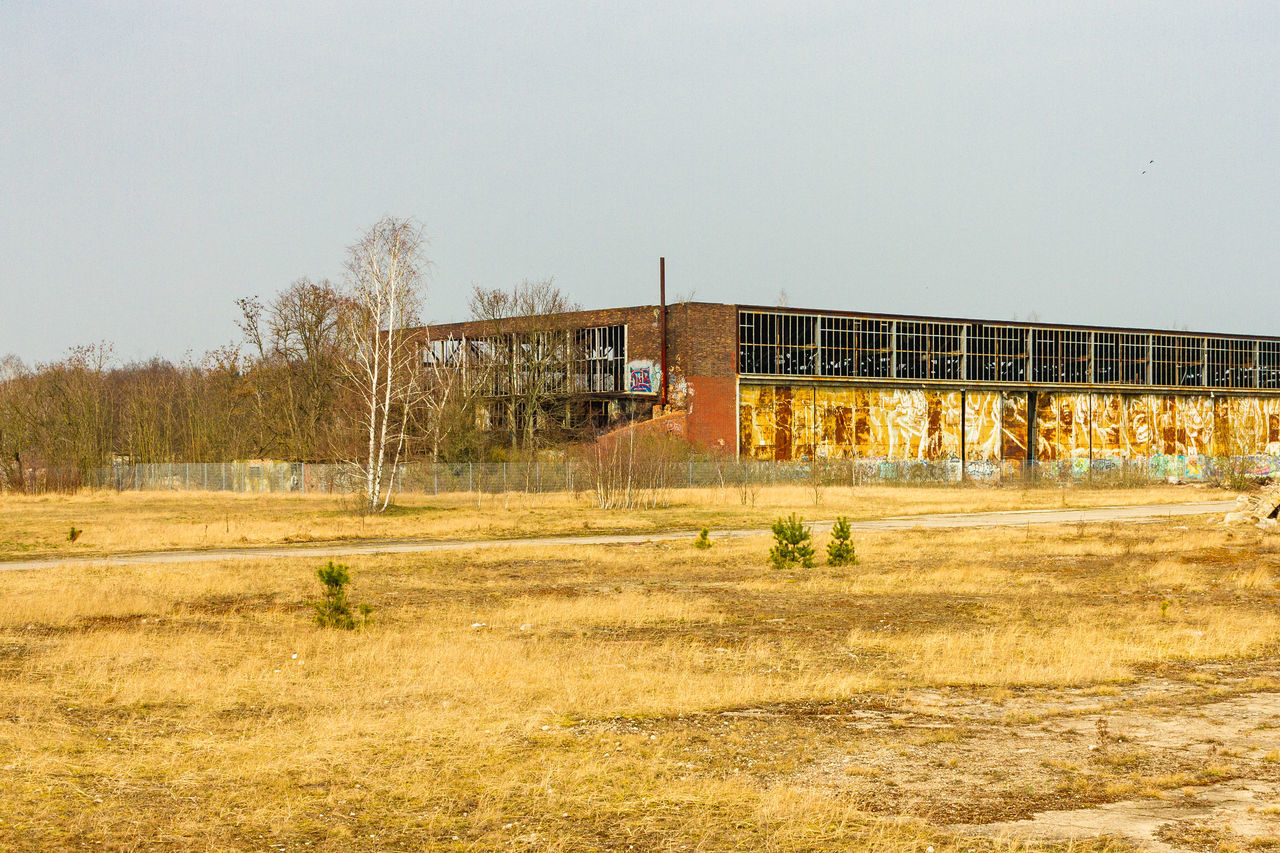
[966,324,1028,383]
[572,324,626,392]
[1206,337,1256,389]
[1260,342,1280,390]
[738,311,816,375]
[1093,332,1148,385]
[895,321,964,380]
[736,309,1279,394]
[1031,329,1091,384]
[1151,335,1203,387]
[424,336,466,368]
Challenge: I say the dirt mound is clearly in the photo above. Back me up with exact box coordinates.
[1223,484,1280,531]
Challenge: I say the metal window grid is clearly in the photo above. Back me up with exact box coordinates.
[1093,332,1148,385]
[738,309,1280,392]
[1261,341,1280,390]
[965,323,1029,383]
[1151,335,1204,388]
[429,324,628,397]
[1206,337,1255,389]
[571,324,627,392]
[1031,328,1091,384]
[894,321,964,380]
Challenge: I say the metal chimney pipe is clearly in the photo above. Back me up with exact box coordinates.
[659,257,668,408]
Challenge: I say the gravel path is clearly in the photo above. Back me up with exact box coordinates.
[0,500,1234,572]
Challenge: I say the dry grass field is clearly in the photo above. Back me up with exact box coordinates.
[3,500,1279,851]
[0,482,1228,561]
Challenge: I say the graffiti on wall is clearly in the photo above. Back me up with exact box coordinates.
[627,360,657,394]
[739,383,1280,479]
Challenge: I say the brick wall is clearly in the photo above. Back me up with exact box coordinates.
[414,301,741,451]
[666,303,738,451]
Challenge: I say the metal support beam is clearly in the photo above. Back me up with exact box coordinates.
[889,321,897,379]
[1201,336,1208,388]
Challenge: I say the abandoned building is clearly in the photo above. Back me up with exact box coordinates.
[418,300,1280,478]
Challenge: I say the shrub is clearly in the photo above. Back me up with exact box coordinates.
[312,561,372,630]
[67,526,82,543]
[769,513,816,569]
[694,527,712,549]
[826,516,856,566]
[572,433,690,510]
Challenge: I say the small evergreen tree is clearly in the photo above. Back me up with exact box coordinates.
[694,527,712,549]
[826,516,856,566]
[769,513,816,569]
[311,561,371,629]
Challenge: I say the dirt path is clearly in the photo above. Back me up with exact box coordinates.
[952,687,1280,850]
[639,665,1280,851]
[0,500,1233,572]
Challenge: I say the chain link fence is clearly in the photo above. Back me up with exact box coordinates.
[6,454,1276,495]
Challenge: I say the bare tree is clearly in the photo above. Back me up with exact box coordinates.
[0,355,30,489]
[468,279,579,456]
[416,331,491,461]
[237,279,351,459]
[43,343,117,475]
[341,218,427,513]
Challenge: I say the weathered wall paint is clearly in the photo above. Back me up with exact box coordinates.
[964,391,1002,462]
[741,385,965,461]
[739,384,1280,470]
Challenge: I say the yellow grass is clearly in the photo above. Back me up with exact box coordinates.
[3,512,1279,850]
[0,481,1227,560]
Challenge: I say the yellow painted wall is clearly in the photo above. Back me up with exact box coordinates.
[739,383,1280,463]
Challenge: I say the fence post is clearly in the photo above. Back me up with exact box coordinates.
[536,461,541,493]
[468,462,473,493]
[503,461,507,493]
[434,465,438,495]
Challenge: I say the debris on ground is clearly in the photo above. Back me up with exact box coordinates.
[1223,484,1280,531]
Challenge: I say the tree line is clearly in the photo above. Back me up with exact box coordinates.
[0,218,594,496]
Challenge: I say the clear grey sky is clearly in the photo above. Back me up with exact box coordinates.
[2,1,1277,365]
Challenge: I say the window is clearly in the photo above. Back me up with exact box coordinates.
[737,309,1280,392]
[572,325,626,392]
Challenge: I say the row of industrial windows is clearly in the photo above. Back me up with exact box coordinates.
[424,324,627,394]
[739,310,1280,390]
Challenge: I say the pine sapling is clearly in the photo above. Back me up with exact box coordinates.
[311,561,372,629]
[769,513,816,569]
[694,527,712,549]
[826,516,856,566]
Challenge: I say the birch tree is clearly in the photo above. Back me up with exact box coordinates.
[341,218,427,512]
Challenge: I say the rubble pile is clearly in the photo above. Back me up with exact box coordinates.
[1224,484,1280,532]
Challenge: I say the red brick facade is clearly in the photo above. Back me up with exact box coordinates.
[665,303,738,451]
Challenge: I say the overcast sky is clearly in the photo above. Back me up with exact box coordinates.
[2,1,1277,365]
